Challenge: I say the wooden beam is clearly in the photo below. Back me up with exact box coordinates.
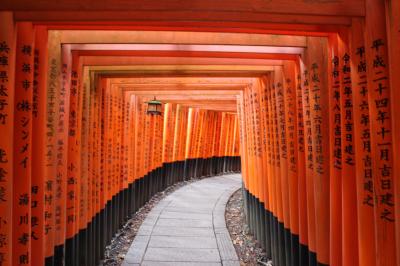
[7,0,365,17]
[117,84,246,91]
[71,43,304,55]
[86,65,276,72]
[77,50,299,60]
[132,95,238,101]
[81,56,285,66]
[123,90,241,96]
[103,76,256,84]
[58,30,308,47]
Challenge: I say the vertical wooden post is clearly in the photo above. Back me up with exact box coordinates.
[184,107,194,162]
[282,61,300,265]
[179,108,188,167]
[306,37,331,266]
[299,57,317,265]
[365,0,397,264]
[259,76,272,257]
[294,61,309,265]
[269,74,285,266]
[350,18,376,266]
[45,31,61,264]
[99,77,107,220]
[129,95,136,186]
[384,2,400,264]
[337,32,359,266]
[0,11,15,266]
[30,26,48,266]
[265,75,278,262]
[327,34,342,266]
[134,99,143,184]
[237,91,248,189]
[273,66,291,266]
[57,43,72,263]
[172,105,181,166]
[13,22,34,266]
[79,67,90,257]
[66,51,81,262]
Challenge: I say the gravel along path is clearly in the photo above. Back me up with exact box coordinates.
[225,188,272,266]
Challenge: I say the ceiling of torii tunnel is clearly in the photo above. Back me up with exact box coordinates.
[0,1,399,266]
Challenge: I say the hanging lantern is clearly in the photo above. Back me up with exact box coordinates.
[146,97,162,115]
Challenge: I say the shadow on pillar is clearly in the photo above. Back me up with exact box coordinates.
[50,156,241,266]
[243,187,329,266]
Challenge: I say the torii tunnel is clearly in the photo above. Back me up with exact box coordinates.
[0,0,399,265]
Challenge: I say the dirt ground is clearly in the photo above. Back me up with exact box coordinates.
[225,189,272,266]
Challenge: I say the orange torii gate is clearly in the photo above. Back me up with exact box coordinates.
[0,0,399,265]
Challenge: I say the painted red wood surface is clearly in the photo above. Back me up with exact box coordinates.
[0,4,399,265]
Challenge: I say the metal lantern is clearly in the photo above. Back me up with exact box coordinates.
[146,97,162,115]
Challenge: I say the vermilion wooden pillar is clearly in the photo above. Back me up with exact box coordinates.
[274,67,292,266]
[157,106,164,169]
[384,2,400,264]
[243,90,255,220]
[258,77,271,255]
[365,0,397,265]
[265,76,277,262]
[270,74,285,266]
[99,77,107,217]
[172,105,182,165]
[282,61,300,265]
[54,43,71,264]
[251,84,265,248]
[13,21,34,266]
[129,95,136,186]
[30,25,48,266]
[134,99,144,183]
[337,32,359,266]
[349,18,376,266]
[294,62,309,265]
[299,57,317,265]
[184,107,193,162]
[66,51,81,263]
[234,116,240,159]
[121,93,131,191]
[247,88,257,201]
[306,37,330,266]
[162,103,172,165]
[45,31,61,264]
[327,34,343,266]
[238,91,248,193]
[78,66,90,259]
[179,108,188,164]
[0,11,15,266]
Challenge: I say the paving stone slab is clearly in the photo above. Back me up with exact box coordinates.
[213,215,228,228]
[148,235,218,249]
[122,262,140,266]
[163,206,214,214]
[216,231,239,261]
[151,226,215,237]
[142,262,221,266]
[222,260,240,266]
[159,211,212,220]
[143,247,221,262]
[156,218,213,228]
[136,225,154,236]
[168,201,217,208]
[124,235,150,263]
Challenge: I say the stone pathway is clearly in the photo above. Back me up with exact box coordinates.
[122,174,242,266]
